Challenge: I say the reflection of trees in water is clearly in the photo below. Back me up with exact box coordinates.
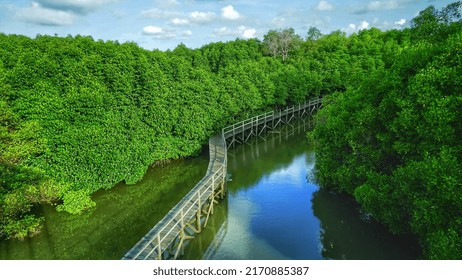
[183,119,315,259]
[2,157,210,260]
[227,118,314,191]
[311,189,421,260]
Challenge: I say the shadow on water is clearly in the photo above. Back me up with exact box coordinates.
[311,189,421,260]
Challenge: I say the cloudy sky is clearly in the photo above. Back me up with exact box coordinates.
[0,0,455,50]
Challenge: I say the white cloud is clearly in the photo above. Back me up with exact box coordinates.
[168,11,215,26]
[16,2,76,26]
[189,11,216,23]
[395,18,406,26]
[358,21,370,30]
[316,1,335,11]
[344,21,370,33]
[142,25,163,35]
[171,18,190,26]
[15,0,121,26]
[242,27,257,39]
[222,5,240,20]
[142,25,191,39]
[214,25,256,39]
[36,0,119,15]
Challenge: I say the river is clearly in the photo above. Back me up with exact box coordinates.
[0,119,420,260]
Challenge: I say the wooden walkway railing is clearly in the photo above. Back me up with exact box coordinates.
[122,97,322,260]
[222,97,323,148]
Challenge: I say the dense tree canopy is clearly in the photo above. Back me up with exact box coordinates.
[0,27,391,239]
[310,2,462,259]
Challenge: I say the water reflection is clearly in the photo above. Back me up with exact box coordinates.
[1,118,420,260]
[0,156,209,259]
[184,119,420,260]
[312,189,421,260]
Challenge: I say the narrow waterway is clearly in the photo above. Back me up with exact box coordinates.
[182,119,420,260]
[0,119,420,260]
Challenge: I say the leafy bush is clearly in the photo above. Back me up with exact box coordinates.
[56,190,96,215]
[310,6,462,259]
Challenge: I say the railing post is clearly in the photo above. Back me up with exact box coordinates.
[157,233,162,260]
[232,124,236,146]
[272,111,274,129]
[220,166,225,199]
[180,209,184,231]
[197,190,202,232]
[212,172,215,190]
[256,115,259,136]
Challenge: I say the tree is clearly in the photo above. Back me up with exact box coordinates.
[410,1,462,42]
[310,26,462,259]
[263,28,302,61]
[307,26,322,41]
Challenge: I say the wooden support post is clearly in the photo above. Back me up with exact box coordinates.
[221,180,225,199]
[232,125,237,147]
[245,119,252,142]
[173,209,185,260]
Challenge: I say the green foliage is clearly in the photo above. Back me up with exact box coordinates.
[0,3,434,242]
[310,5,462,259]
[410,2,462,42]
[2,215,44,240]
[1,34,318,239]
[56,190,96,215]
[307,27,322,41]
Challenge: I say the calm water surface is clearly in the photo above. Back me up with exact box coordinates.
[0,119,420,259]
[183,120,420,260]
[0,156,209,259]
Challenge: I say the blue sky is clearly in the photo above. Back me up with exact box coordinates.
[0,0,455,50]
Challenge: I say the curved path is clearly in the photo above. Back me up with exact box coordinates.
[122,97,322,260]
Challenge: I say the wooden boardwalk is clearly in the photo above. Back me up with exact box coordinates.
[122,97,322,260]
[122,135,227,260]
[222,97,323,148]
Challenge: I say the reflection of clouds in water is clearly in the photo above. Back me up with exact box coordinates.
[206,195,290,260]
[267,154,315,189]
[305,153,317,184]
